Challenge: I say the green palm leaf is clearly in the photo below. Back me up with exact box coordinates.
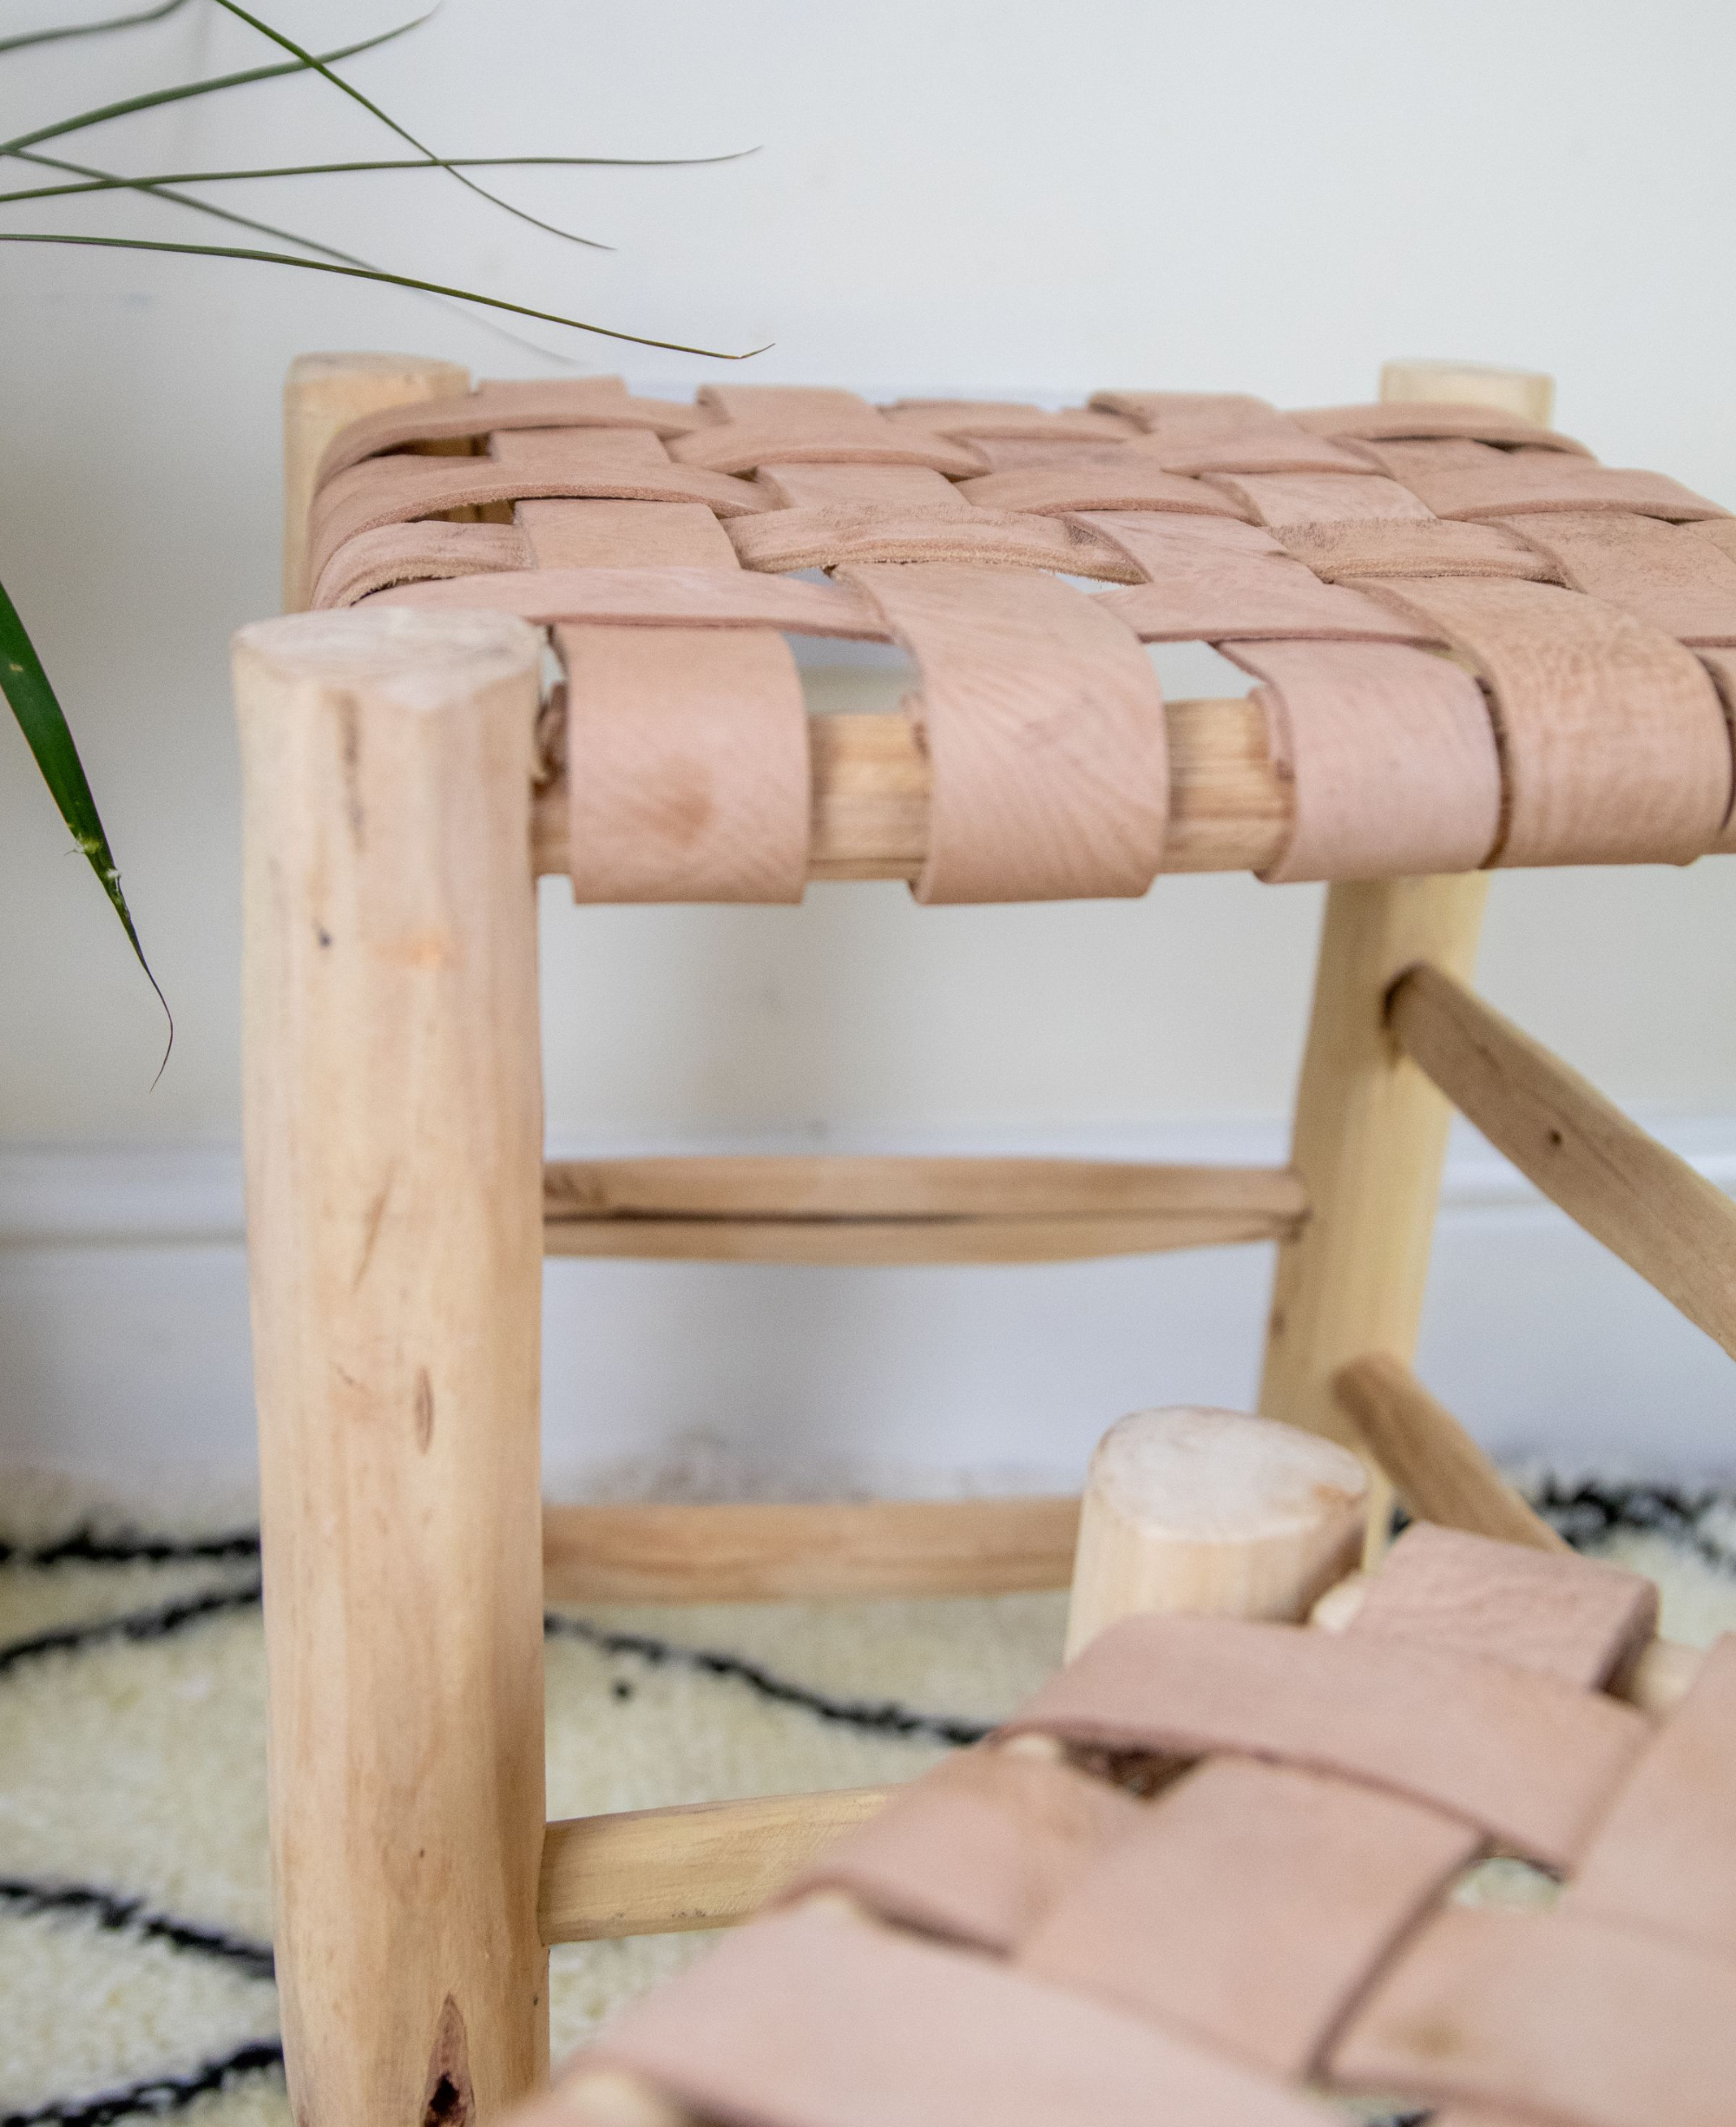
[2,0,761,1050]
[0,574,168,1048]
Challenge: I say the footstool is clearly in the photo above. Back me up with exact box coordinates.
[236,353,1736,2125]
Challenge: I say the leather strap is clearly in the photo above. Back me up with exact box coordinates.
[1505,510,1736,644]
[840,563,1168,903]
[1359,576,1733,865]
[673,384,986,478]
[1089,392,1370,475]
[1020,1755,1478,2078]
[1355,438,1726,524]
[1292,402,1589,454]
[1084,514,1437,642]
[590,1900,1333,2127]
[1222,640,1501,881]
[1001,1611,1648,1867]
[1332,1903,1736,2127]
[778,1747,1140,1951]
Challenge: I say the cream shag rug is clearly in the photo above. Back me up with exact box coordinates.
[3,1476,1736,2127]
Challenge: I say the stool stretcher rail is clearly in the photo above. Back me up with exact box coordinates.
[541,1154,1308,1265]
[529,697,1289,882]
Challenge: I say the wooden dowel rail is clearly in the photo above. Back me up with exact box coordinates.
[540,1788,891,1944]
[538,1400,1706,1953]
[542,1154,1309,1267]
[1332,1350,1569,1555]
[542,1494,1082,1604]
[1389,962,1736,1362]
[531,696,1289,882]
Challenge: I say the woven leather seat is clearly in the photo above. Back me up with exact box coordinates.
[536,1521,1732,2127]
[241,355,1736,2127]
[305,378,1736,903]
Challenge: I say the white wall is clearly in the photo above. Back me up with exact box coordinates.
[3,1,1734,1484]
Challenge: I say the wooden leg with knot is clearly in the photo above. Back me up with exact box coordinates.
[238,607,549,2127]
[1257,359,1553,1564]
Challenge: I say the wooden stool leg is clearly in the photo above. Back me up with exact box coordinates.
[238,607,549,2127]
[282,351,471,611]
[1258,872,1490,1549]
[1258,359,1552,1560]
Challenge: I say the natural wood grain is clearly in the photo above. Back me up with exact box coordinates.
[542,1495,1081,1603]
[1257,364,1548,1566]
[1390,962,1736,1361]
[1257,873,1491,1535]
[540,1789,892,1943]
[1332,1351,1569,1553]
[1314,1571,1700,1717]
[1064,1406,1368,1657]
[282,352,470,611]
[530,698,1289,883]
[1378,359,1555,429]
[542,1156,1308,1264]
[239,608,549,2125]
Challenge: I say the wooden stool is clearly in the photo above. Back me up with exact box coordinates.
[516,1408,1724,2127]
[240,356,1736,2127]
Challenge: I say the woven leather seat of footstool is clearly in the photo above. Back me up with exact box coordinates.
[236,354,1736,2127]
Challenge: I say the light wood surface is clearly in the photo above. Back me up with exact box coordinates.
[540,1788,892,1942]
[542,1155,1307,1264]
[1257,873,1491,1550]
[1064,1406,1368,1656]
[1332,1351,1569,1553]
[1257,362,1551,1565]
[1313,1571,1700,1717]
[532,695,1288,883]
[282,352,470,610]
[543,1494,1081,1603]
[1391,962,1736,1362]
[1378,359,1555,429]
[239,606,549,2124]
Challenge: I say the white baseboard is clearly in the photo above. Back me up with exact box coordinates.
[3,1119,1734,1490]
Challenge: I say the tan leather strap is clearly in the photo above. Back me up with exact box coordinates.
[1355,437,1726,523]
[1505,510,1736,644]
[1019,1755,1479,2078]
[1002,1611,1647,1867]
[1222,640,1501,881]
[1083,514,1434,642]
[957,449,1250,518]
[1360,575,1733,865]
[673,384,986,478]
[307,430,766,586]
[592,1900,1334,2127]
[491,444,810,903]
[1350,1523,1659,1688]
[312,375,696,484]
[1292,401,1589,453]
[840,563,1168,904]
[360,564,886,637]
[1569,1633,1736,1963]
[777,1747,1140,1952]
[1331,1903,1736,2127]
[1089,392,1370,475]
[885,399,1140,444]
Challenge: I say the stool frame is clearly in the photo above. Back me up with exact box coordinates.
[240,355,1735,2127]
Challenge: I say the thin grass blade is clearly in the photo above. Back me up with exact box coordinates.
[0,0,190,56]
[0,13,433,155]
[8,147,594,367]
[0,574,168,1051]
[0,148,752,206]
[207,1,614,253]
[0,229,768,358]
